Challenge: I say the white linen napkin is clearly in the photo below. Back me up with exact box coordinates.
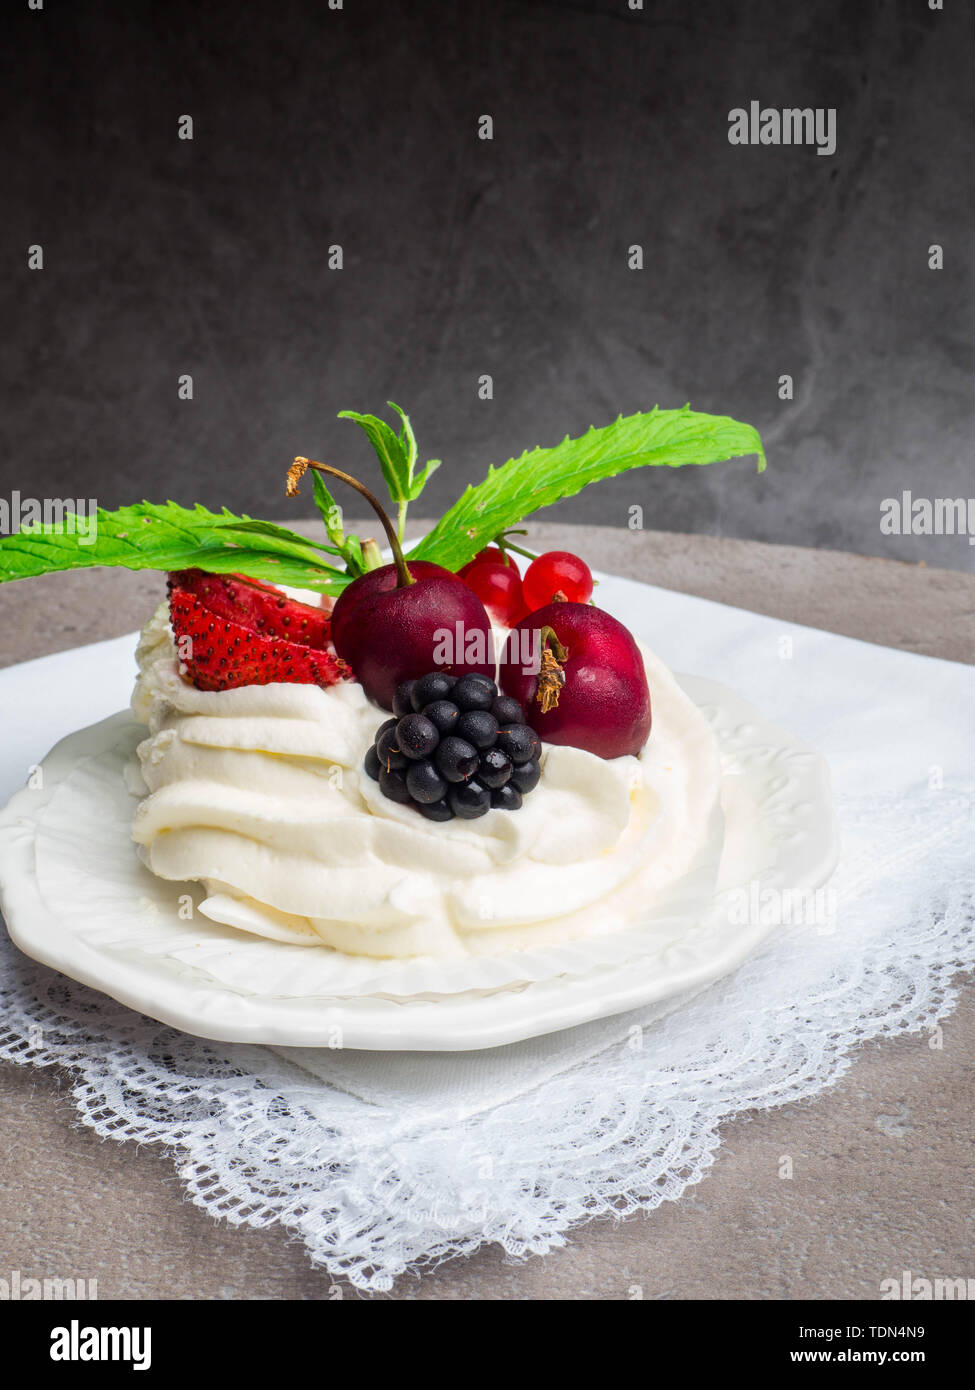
[1,577,973,1289]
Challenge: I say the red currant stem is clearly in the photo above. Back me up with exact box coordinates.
[493,542,515,569]
[288,458,415,587]
[495,535,538,563]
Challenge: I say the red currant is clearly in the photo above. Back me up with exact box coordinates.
[461,560,526,626]
[459,546,521,578]
[522,551,593,611]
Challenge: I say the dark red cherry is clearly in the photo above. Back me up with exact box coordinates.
[332,560,449,650]
[499,602,651,759]
[331,562,495,710]
[285,459,496,711]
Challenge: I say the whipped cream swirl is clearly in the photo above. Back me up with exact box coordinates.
[130,603,723,959]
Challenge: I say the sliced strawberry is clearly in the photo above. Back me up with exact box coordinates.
[169,569,333,647]
[167,570,352,692]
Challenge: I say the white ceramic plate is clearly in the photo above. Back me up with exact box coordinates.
[0,675,838,1050]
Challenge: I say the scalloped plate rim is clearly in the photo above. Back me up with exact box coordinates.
[0,675,838,1050]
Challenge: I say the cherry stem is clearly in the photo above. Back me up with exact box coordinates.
[538,625,568,663]
[536,625,568,714]
[288,458,415,587]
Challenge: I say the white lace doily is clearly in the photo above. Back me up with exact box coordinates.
[2,784,972,1291]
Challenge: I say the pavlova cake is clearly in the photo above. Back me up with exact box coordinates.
[0,402,766,969]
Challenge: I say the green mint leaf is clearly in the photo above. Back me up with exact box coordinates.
[310,469,367,576]
[389,402,440,504]
[217,517,339,554]
[338,409,410,502]
[0,501,353,595]
[343,534,366,574]
[311,470,345,547]
[387,401,417,476]
[407,406,766,572]
[340,403,440,520]
[408,457,441,501]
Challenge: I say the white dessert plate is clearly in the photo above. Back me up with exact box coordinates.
[0,676,838,1050]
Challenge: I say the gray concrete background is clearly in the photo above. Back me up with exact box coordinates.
[3,0,974,570]
[1,524,973,1299]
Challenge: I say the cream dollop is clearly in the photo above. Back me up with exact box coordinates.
[129,603,723,958]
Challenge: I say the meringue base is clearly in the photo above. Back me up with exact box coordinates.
[128,605,725,960]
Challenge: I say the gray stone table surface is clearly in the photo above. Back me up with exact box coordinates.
[0,523,973,1300]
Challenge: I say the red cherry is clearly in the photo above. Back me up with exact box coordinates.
[522,551,593,611]
[285,458,497,709]
[459,547,521,579]
[500,602,651,759]
[460,560,526,626]
[331,561,495,710]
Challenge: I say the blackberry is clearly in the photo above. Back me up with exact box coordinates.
[376,726,408,771]
[455,709,498,750]
[496,724,540,765]
[411,671,457,710]
[449,779,491,819]
[422,699,460,736]
[509,757,541,794]
[378,766,412,803]
[406,759,448,804]
[434,735,480,783]
[396,713,439,760]
[490,694,524,726]
[490,784,523,812]
[368,673,543,819]
[392,681,416,719]
[452,673,497,712]
[478,746,512,789]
